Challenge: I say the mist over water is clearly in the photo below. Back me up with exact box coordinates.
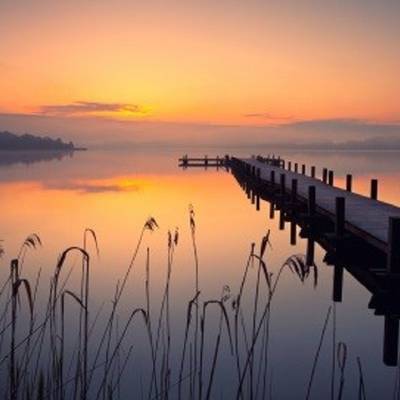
[1,147,400,399]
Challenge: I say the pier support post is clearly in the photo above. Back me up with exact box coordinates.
[269,202,275,219]
[290,221,297,245]
[306,239,315,266]
[294,163,298,173]
[333,265,344,302]
[383,315,399,366]
[279,210,285,230]
[311,166,316,178]
[301,164,306,175]
[371,179,378,200]
[288,161,291,171]
[322,168,328,183]
[246,185,251,199]
[332,198,345,302]
[328,170,334,186]
[387,217,400,273]
[256,195,260,211]
[346,174,352,192]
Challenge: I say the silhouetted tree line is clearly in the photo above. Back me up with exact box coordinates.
[0,131,76,150]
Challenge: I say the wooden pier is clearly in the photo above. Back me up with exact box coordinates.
[179,155,228,168]
[180,153,400,366]
[231,155,400,257]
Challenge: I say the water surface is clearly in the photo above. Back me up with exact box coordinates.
[1,148,400,399]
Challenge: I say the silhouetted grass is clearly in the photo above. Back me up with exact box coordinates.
[0,211,383,400]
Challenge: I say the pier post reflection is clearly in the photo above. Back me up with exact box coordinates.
[383,315,399,366]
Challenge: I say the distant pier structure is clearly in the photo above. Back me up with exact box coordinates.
[179,155,228,168]
[179,153,400,366]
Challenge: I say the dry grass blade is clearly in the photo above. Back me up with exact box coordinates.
[259,230,271,259]
[189,204,196,233]
[13,278,34,317]
[62,290,86,310]
[174,227,179,246]
[24,233,42,249]
[282,254,318,288]
[84,228,100,256]
[204,300,234,354]
[252,254,271,292]
[337,342,347,400]
[305,306,332,400]
[357,357,367,400]
[145,217,159,231]
[55,246,89,279]
[337,342,347,373]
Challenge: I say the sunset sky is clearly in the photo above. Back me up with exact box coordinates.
[0,0,399,146]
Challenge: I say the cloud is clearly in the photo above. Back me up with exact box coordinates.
[38,101,147,117]
[243,112,294,122]
[285,118,400,135]
[44,179,140,194]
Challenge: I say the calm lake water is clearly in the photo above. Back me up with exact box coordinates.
[1,148,400,399]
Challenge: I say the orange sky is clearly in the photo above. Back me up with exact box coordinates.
[0,1,399,128]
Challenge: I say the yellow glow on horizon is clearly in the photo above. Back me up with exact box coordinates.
[0,2,399,126]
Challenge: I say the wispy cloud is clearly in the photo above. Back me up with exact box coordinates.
[38,101,148,117]
[243,112,295,123]
[45,179,140,194]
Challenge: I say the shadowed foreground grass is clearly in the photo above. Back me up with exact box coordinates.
[0,208,394,400]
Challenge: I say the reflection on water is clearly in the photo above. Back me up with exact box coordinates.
[1,148,400,399]
[0,150,74,167]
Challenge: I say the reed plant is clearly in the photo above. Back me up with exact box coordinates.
[0,212,381,400]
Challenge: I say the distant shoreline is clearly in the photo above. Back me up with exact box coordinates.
[0,131,87,152]
[0,147,88,152]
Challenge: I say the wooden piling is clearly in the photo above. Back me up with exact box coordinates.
[288,161,292,171]
[346,174,352,192]
[269,202,275,219]
[294,163,298,173]
[279,210,285,230]
[333,265,344,302]
[322,168,328,183]
[301,164,306,175]
[383,316,399,366]
[306,239,315,266]
[371,179,378,200]
[387,217,400,273]
[290,221,297,245]
[311,166,316,178]
[328,170,334,186]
